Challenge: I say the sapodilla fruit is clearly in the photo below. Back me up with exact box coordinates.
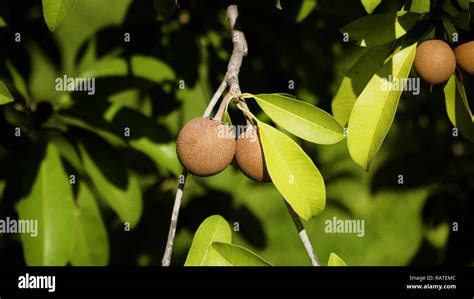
[176,117,236,176]
[454,41,474,75]
[414,39,456,84]
[235,127,271,182]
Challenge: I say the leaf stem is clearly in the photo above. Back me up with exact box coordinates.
[285,201,320,266]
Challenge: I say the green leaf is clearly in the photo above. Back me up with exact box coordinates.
[42,0,77,32]
[16,143,76,266]
[458,0,470,10]
[0,17,6,27]
[210,242,272,266]
[444,76,456,126]
[223,110,232,126]
[71,184,109,266]
[327,253,347,266]
[185,215,232,266]
[296,0,317,23]
[81,55,175,83]
[361,0,382,14]
[332,45,393,126]
[347,43,417,170]
[442,0,460,17]
[442,17,458,43]
[6,61,30,102]
[276,0,282,10]
[106,107,181,176]
[341,12,421,47]
[78,135,143,227]
[0,81,14,105]
[253,94,344,145]
[257,120,325,220]
[410,0,430,14]
[130,55,176,83]
[454,10,471,30]
[153,0,177,19]
[444,75,474,142]
[129,140,181,176]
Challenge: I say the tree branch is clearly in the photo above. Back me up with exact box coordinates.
[161,171,187,266]
[285,201,320,266]
[161,4,248,266]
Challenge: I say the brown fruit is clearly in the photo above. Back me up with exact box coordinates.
[176,117,236,176]
[414,39,456,84]
[454,41,474,75]
[235,127,271,182]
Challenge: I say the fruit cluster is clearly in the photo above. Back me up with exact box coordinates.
[176,117,270,182]
[414,39,474,84]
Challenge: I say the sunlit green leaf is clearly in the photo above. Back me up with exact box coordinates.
[130,55,176,82]
[425,223,450,249]
[275,0,282,10]
[444,75,474,142]
[210,242,272,266]
[0,81,14,105]
[361,0,382,14]
[223,110,232,126]
[257,120,325,220]
[17,143,76,266]
[71,183,109,266]
[0,17,6,27]
[348,43,417,170]
[252,94,344,145]
[410,0,430,14]
[185,215,232,266]
[458,0,470,10]
[341,12,421,47]
[106,107,181,175]
[327,253,347,266]
[444,77,456,127]
[6,61,30,102]
[130,140,181,176]
[81,55,175,83]
[332,45,393,126]
[296,0,317,22]
[78,135,143,227]
[42,0,77,32]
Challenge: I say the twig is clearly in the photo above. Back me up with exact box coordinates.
[285,201,320,266]
[161,171,187,266]
[203,81,227,118]
[161,4,248,266]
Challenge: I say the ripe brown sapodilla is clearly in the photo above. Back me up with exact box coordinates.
[414,39,456,85]
[176,117,236,177]
[235,126,271,182]
[454,41,474,75]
